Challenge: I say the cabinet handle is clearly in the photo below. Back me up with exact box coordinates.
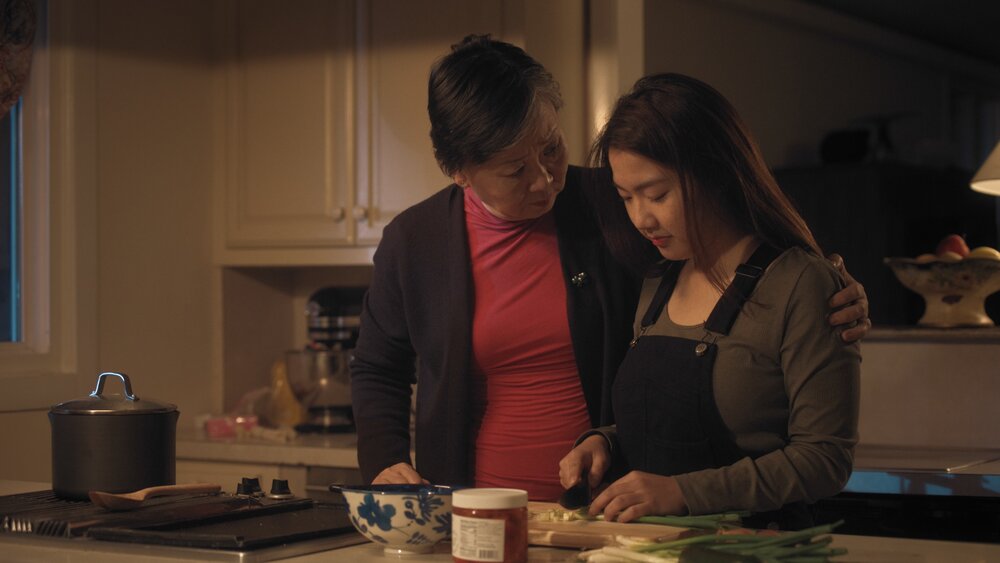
[352,206,368,223]
[331,207,346,222]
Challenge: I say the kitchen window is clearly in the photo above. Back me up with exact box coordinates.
[0,0,80,411]
[1,101,22,343]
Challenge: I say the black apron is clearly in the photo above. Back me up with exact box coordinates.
[612,244,812,530]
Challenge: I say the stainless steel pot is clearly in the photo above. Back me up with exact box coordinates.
[48,372,179,500]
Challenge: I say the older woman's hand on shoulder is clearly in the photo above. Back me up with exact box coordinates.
[827,253,871,342]
[588,471,688,523]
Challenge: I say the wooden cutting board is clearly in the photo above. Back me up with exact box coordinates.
[527,501,696,549]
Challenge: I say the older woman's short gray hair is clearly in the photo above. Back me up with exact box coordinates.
[427,34,563,177]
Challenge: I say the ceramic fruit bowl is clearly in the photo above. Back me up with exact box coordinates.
[885,256,1000,327]
[330,484,453,555]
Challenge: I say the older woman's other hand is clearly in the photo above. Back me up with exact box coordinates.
[559,434,611,490]
[827,253,871,342]
[372,462,428,485]
[588,471,687,522]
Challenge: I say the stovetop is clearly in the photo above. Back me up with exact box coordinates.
[0,487,365,562]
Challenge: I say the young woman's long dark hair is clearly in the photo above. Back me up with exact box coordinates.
[590,73,821,289]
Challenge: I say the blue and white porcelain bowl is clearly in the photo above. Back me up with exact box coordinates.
[331,484,453,555]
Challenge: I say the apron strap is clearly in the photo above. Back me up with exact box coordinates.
[641,262,682,328]
[631,262,682,348]
[704,244,783,335]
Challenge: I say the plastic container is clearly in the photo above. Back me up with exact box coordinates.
[452,488,528,563]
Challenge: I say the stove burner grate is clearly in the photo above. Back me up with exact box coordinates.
[1,490,94,536]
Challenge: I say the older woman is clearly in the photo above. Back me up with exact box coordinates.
[350,36,869,501]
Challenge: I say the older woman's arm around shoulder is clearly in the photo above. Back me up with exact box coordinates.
[350,222,423,485]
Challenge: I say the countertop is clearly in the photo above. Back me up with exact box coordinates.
[5,519,1000,562]
[176,428,1000,497]
[846,444,1000,497]
[5,523,1000,562]
[867,325,1000,343]
[4,481,1000,562]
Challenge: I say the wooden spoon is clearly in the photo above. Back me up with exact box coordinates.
[89,483,222,510]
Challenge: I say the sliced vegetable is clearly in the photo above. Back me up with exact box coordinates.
[576,521,846,563]
[635,513,747,530]
[679,546,762,562]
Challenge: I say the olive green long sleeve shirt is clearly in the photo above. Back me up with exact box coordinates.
[602,247,861,515]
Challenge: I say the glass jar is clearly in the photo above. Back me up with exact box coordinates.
[452,488,528,563]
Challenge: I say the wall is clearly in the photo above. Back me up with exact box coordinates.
[0,0,216,481]
[643,0,952,168]
[860,338,1000,449]
[859,340,1000,449]
[94,0,216,420]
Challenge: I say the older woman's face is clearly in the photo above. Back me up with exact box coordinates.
[452,103,568,221]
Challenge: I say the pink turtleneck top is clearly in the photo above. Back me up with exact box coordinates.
[463,187,591,501]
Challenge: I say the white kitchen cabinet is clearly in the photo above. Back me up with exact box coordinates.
[216,0,356,258]
[215,0,511,265]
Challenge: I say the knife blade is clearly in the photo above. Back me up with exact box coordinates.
[556,477,590,510]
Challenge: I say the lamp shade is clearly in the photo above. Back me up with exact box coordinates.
[971,142,1000,196]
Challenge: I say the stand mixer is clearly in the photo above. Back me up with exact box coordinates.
[286,287,366,433]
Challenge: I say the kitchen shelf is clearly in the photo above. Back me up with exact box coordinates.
[869,325,1000,343]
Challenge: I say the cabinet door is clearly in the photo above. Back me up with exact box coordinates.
[354,0,508,243]
[223,0,355,248]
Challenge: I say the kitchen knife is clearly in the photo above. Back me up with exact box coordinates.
[556,476,590,510]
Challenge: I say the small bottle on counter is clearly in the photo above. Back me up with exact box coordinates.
[452,488,528,563]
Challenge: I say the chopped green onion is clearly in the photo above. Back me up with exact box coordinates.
[635,513,746,530]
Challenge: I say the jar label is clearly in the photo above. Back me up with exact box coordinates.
[452,514,505,562]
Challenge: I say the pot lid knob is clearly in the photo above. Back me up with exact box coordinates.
[91,372,137,401]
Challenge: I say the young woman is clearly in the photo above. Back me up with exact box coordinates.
[351,37,868,501]
[559,73,861,528]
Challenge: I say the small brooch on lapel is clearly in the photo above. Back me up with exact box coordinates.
[571,272,589,288]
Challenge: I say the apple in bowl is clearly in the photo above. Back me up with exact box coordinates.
[934,234,970,258]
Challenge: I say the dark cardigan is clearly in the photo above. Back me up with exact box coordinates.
[350,165,639,486]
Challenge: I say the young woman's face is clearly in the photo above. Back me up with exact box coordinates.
[452,103,568,221]
[609,149,691,261]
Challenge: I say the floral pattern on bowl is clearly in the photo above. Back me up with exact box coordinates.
[332,484,453,555]
[884,257,1000,327]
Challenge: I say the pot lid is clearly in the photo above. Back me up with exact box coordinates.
[50,372,178,415]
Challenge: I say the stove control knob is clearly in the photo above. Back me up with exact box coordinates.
[267,479,294,499]
[242,477,263,496]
